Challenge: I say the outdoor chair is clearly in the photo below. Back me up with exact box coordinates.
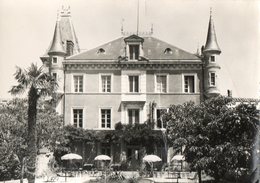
[156,163,167,178]
[43,170,59,182]
[91,168,100,177]
[45,173,59,182]
[188,172,198,180]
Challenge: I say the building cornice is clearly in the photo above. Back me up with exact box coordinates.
[64,92,201,95]
[64,61,203,71]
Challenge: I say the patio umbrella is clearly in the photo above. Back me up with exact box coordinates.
[143,155,162,162]
[171,155,185,172]
[171,155,185,161]
[143,155,162,177]
[61,153,82,182]
[61,153,82,160]
[94,155,111,182]
[94,155,111,161]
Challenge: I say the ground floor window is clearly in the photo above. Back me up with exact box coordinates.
[156,109,167,128]
[101,109,111,128]
[73,109,83,128]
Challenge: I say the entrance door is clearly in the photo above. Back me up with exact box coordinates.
[127,147,140,170]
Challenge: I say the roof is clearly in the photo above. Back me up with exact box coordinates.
[41,7,80,59]
[66,36,200,61]
[59,14,80,53]
[48,21,66,55]
[203,11,221,53]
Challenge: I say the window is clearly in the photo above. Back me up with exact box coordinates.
[210,72,216,86]
[184,76,195,93]
[101,109,111,128]
[128,109,139,124]
[129,76,139,93]
[156,109,167,128]
[74,75,83,92]
[129,45,139,60]
[101,75,111,92]
[210,56,215,62]
[52,73,57,81]
[156,75,167,93]
[73,109,83,128]
[52,57,57,64]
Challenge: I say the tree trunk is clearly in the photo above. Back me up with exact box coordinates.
[198,169,202,183]
[250,125,259,183]
[26,88,38,183]
[20,157,25,183]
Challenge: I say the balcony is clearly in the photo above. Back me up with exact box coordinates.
[121,93,146,102]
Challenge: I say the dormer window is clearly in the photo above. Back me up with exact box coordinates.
[129,44,139,60]
[164,48,172,54]
[124,35,144,61]
[97,48,106,54]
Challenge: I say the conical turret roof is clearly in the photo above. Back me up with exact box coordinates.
[48,20,66,55]
[203,10,221,54]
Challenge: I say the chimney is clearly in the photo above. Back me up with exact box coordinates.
[201,46,204,55]
[227,90,232,97]
[66,40,74,56]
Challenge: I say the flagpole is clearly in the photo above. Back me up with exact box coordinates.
[137,0,139,35]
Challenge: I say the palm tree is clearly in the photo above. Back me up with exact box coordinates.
[9,63,56,183]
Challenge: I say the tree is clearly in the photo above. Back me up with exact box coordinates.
[9,63,56,183]
[0,98,63,182]
[0,99,27,181]
[164,96,259,183]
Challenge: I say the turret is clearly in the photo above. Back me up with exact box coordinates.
[40,6,80,114]
[48,20,66,94]
[203,9,221,98]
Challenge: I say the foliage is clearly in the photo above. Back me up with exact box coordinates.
[59,121,163,148]
[55,122,165,165]
[92,172,141,183]
[164,96,259,182]
[53,125,93,164]
[37,101,64,151]
[0,98,63,181]
[107,172,126,182]
[0,98,28,180]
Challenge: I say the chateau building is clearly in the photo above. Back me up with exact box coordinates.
[40,7,222,166]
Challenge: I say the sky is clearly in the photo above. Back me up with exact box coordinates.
[0,0,259,99]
